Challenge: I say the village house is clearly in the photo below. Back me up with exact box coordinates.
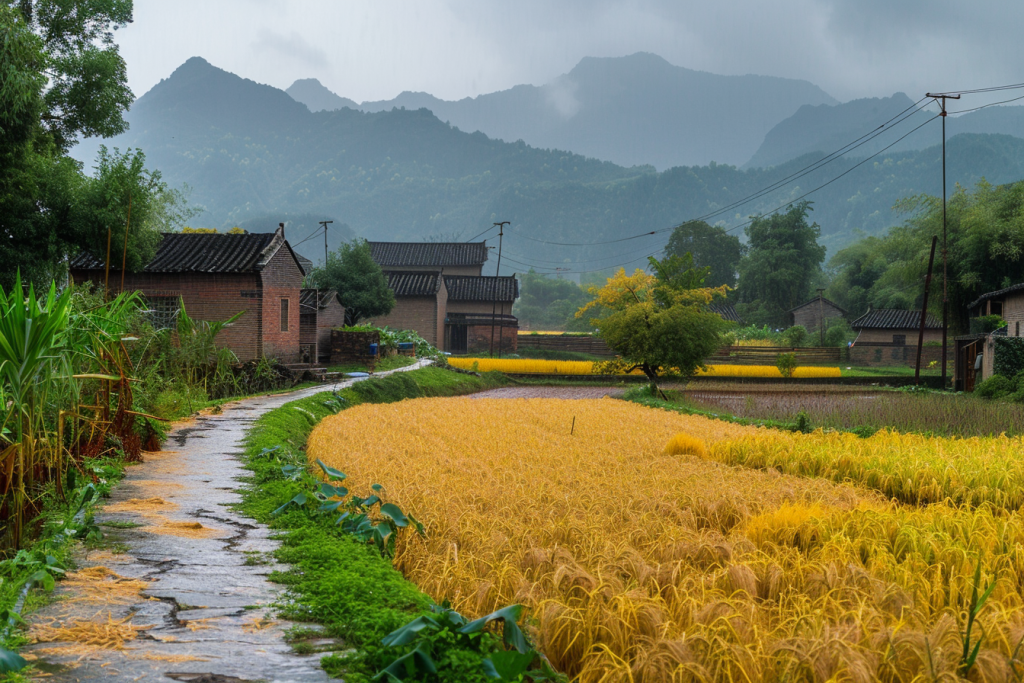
[955,283,1024,391]
[789,295,846,340]
[367,242,520,353]
[849,308,943,366]
[69,225,313,364]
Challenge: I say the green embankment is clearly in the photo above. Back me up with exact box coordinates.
[237,367,517,682]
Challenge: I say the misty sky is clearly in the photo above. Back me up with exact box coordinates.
[121,0,1024,107]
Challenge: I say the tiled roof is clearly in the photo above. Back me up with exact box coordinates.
[300,288,343,310]
[69,228,292,274]
[967,282,1024,309]
[443,275,519,302]
[851,309,941,330]
[296,254,314,275]
[384,270,442,297]
[788,296,847,315]
[709,303,742,324]
[369,242,488,268]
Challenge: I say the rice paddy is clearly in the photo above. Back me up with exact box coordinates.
[308,397,1024,682]
[447,357,842,378]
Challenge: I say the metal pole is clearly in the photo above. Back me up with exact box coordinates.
[319,220,333,267]
[926,92,959,389]
[489,221,509,358]
[915,236,938,384]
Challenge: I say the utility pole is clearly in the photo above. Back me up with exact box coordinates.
[915,236,938,384]
[817,288,825,347]
[489,221,509,358]
[319,220,333,266]
[925,92,960,388]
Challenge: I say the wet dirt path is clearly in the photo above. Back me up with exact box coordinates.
[23,360,433,683]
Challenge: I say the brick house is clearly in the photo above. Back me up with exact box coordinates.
[789,295,846,338]
[366,271,448,348]
[366,242,519,353]
[849,308,943,366]
[69,225,308,363]
[298,289,346,363]
[369,242,487,276]
[443,275,519,354]
[955,283,1024,390]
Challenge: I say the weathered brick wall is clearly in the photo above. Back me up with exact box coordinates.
[71,268,263,361]
[447,300,513,316]
[849,344,952,367]
[330,330,380,366]
[468,323,518,354]
[259,248,304,363]
[792,302,845,332]
[317,299,347,358]
[367,296,439,346]
[435,279,448,350]
[855,328,943,344]
[1005,293,1024,337]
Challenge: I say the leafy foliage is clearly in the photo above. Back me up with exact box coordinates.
[994,337,1024,380]
[665,220,745,289]
[310,239,394,324]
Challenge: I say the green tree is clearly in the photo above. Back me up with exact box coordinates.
[309,239,394,324]
[578,254,730,393]
[665,220,744,289]
[736,202,826,327]
[514,270,590,330]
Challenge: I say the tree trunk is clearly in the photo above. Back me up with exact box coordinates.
[642,362,668,400]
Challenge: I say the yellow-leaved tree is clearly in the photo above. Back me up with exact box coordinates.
[577,254,731,393]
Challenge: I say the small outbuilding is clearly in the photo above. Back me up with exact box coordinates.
[789,295,846,340]
[955,283,1024,391]
[849,308,942,366]
[366,271,447,349]
[443,275,519,354]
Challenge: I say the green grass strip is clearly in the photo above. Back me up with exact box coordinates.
[237,367,510,682]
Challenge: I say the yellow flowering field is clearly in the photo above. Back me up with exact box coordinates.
[447,357,841,378]
[308,398,1024,681]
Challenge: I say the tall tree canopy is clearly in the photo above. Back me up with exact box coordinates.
[309,239,395,325]
[736,202,826,327]
[0,0,153,287]
[579,254,730,390]
[825,179,1024,334]
[514,270,591,331]
[665,220,744,289]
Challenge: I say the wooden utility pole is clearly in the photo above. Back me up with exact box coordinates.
[925,92,960,388]
[489,221,509,358]
[915,236,938,384]
[119,194,132,293]
[319,220,333,266]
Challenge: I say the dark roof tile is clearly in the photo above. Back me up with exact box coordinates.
[851,309,941,330]
[709,303,743,323]
[788,296,847,314]
[370,242,488,268]
[968,282,1024,309]
[300,288,343,310]
[443,275,519,302]
[385,270,442,297]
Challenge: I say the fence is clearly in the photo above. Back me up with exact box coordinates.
[516,334,616,357]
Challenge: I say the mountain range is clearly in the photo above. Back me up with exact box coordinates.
[72,56,1024,272]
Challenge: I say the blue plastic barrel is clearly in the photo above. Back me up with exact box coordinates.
[369,343,379,356]
[398,342,414,351]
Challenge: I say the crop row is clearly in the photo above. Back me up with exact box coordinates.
[447,357,841,378]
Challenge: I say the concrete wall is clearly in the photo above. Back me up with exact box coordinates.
[849,344,951,367]
[259,247,304,364]
[71,268,264,361]
[446,300,514,316]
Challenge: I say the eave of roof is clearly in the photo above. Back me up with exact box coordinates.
[442,275,519,302]
[788,296,847,314]
[369,241,489,267]
[384,270,442,297]
[967,282,1024,309]
[850,308,941,330]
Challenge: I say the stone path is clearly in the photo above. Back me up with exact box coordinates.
[23,360,433,683]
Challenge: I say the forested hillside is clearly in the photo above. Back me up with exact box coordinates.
[75,57,1024,272]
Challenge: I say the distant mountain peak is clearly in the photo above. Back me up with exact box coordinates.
[287,78,359,112]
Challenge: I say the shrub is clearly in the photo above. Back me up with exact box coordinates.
[776,352,798,378]
[782,325,808,347]
[975,375,1013,399]
[994,337,1024,379]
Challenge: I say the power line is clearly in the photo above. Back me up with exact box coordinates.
[292,225,325,248]
[947,92,1024,115]
[927,82,1024,97]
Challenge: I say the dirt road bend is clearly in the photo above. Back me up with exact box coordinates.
[23,360,433,683]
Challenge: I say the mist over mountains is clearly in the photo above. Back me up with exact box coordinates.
[287,53,837,170]
[73,56,1024,271]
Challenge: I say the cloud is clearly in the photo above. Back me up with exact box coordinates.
[543,77,580,119]
[252,29,328,68]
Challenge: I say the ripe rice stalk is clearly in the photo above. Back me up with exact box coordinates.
[309,397,1024,681]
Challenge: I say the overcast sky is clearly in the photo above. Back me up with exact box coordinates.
[119,0,1024,107]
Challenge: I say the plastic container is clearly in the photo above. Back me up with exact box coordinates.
[369,343,379,356]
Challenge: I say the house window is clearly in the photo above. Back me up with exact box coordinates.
[280,298,289,332]
[892,334,906,345]
[991,301,1003,316]
[145,296,179,330]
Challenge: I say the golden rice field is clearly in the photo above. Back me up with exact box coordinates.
[447,357,841,378]
[308,398,1024,682]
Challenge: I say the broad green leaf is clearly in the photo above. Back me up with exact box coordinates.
[380,615,439,647]
[271,493,309,517]
[379,503,409,527]
[317,459,347,481]
[484,650,535,680]
[0,647,26,674]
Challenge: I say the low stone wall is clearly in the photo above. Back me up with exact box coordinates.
[849,344,952,367]
[330,330,380,367]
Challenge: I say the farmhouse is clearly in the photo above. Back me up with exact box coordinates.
[789,295,846,337]
[955,283,1024,391]
[69,225,310,363]
[444,275,519,354]
[849,308,943,366]
[367,241,519,352]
